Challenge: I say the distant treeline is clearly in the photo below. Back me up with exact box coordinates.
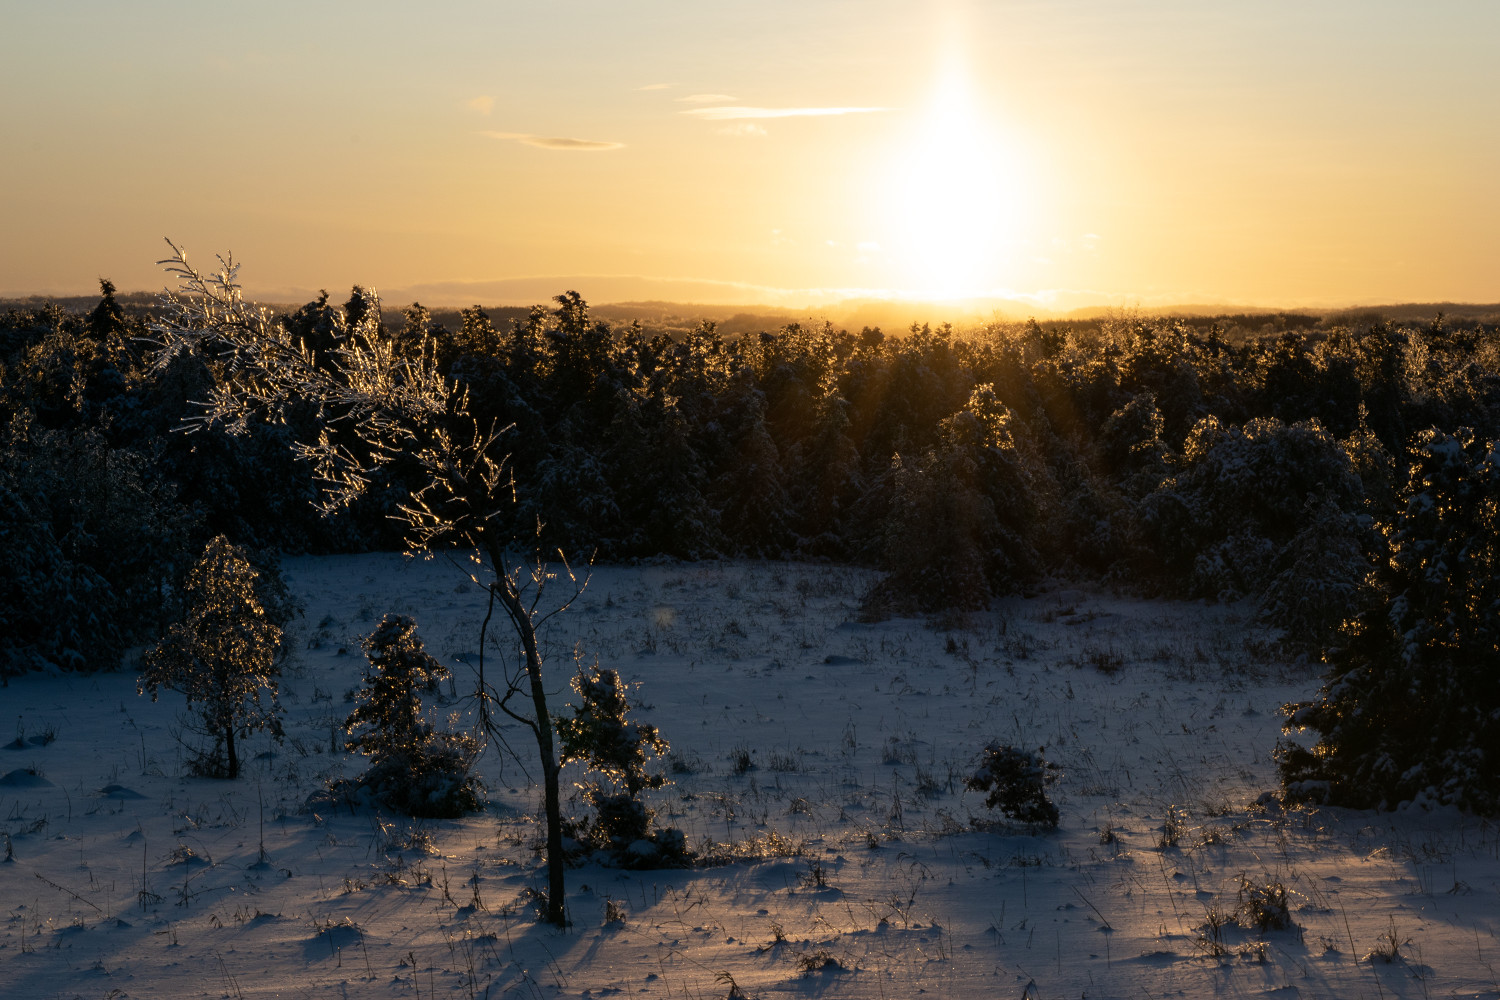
[3,280,1498,675]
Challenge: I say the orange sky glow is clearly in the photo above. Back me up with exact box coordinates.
[2,1,1497,312]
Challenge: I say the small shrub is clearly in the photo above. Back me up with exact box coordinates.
[1237,875,1295,932]
[1083,645,1124,675]
[1196,904,1232,958]
[799,859,830,889]
[1365,917,1408,964]
[767,751,799,773]
[603,897,626,925]
[1158,805,1187,849]
[797,950,842,973]
[964,743,1059,828]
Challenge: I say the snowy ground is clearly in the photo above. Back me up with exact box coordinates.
[3,554,1499,999]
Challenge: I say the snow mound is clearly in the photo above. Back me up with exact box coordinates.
[98,783,146,799]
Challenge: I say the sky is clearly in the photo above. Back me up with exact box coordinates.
[2,0,1497,310]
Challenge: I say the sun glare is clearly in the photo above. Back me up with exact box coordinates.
[884,62,1024,299]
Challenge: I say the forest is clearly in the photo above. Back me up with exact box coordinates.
[4,269,1499,813]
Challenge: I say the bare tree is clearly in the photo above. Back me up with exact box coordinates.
[148,241,574,924]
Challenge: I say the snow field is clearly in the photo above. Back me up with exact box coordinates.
[3,554,1499,998]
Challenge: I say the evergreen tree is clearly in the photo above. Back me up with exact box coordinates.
[139,536,282,779]
[710,377,793,557]
[0,476,121,681]
[343,614,481,817]
[965,743,1059,828]
[1280,429,1500,811]
[557,660,682,863]
[789,392,863,558]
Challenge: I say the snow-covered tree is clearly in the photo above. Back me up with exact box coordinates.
[0,476,121,681]
[1143,415,1362,611]
[1279,429,1500,812]
[344,614,481,818]
[965,743,1059,828]
[862,385,1037,617]
[147,242,574,923]
[139,536,282,779]
[556,660,681,863]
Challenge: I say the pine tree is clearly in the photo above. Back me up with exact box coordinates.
[346,614,449,759]
[343,614,481,817]
[139,536,282,779]
[556,660,681,863]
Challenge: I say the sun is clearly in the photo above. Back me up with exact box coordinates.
[883,64,1024,300]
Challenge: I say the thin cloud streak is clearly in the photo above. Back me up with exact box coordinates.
[479,130,625,151]
[676,93,738,104]
[683,106,888,121]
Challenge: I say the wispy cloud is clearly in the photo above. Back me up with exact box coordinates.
[479,130,624,151]
[637,82,674,91]
[716,123,766,138]
[466,95,495,115]
[676,93,737,104]
[683,106,887,121]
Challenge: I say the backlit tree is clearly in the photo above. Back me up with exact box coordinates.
[139,535,282,779]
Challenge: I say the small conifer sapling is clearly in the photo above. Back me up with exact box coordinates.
[139,536,283,779]
[343,614,480,818]
[557,660,682,860]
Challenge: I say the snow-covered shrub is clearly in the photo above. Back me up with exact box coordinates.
[1100,391,1170,488]
[556,661,685,866]
[342,614,481,818]
[139,536,283,779]
[1279,429,1500,812]
[1142,416,1366,642]
[965,743,1059,828]
[1258,490,1372,647]
[1237,875,1295,933]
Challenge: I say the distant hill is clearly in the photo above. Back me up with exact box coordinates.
[4,287,1496,340]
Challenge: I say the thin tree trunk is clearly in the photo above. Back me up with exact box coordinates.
[485,542,566,927]
[225,725,238,780]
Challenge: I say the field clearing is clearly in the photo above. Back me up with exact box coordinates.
[3,554,1498,998]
